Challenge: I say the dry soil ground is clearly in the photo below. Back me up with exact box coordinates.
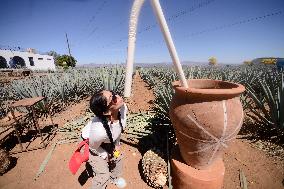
[0,73,283,189]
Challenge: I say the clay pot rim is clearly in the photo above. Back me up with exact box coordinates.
[172,79,245,95]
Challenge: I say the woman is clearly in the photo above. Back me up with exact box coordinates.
[82,90,128,189]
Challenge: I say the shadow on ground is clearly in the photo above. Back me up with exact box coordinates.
[78,162,93,186]
[1,124,58,152]
[239,117,284,146]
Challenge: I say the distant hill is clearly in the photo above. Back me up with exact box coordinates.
[78,61,208,68]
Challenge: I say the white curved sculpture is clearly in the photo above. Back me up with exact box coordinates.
[124,0,188,97]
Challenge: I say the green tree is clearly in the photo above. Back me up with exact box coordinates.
[56,55,77,68]
[0,56,8,68]
[47,51,60,59]
[47,50,60,65]
[208,57,217,66]
[243,60,252,65]
[261,58,277,65]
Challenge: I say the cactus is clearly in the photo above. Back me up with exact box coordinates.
[123,112,154,144]
[3,67,125,115]
[246,70,284,130]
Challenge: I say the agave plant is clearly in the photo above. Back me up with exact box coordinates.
[4,67,126,116]
[123,112,155,144]
[0,86,10,118]
[245,70,284,131]
[139,68,176,150]
[98,65,125,94]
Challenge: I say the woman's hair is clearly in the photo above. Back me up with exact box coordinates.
[89,90,124,154]
[89,90,115,152]
[89,90,109,118]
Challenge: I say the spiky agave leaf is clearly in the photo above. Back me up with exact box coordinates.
[246,70,284,130]
[123,112,155,143]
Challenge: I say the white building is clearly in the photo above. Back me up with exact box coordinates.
[0,48,56,70]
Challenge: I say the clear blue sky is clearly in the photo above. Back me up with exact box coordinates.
[1,0,283,65]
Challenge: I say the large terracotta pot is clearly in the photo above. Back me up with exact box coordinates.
[171,145,225,189]
[169,79,245,170]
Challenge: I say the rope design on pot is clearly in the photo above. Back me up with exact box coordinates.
[179,100,243,165]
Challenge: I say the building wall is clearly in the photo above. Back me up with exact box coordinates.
[0,49,56,70]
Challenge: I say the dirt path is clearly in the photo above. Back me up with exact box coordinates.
[0,73,283,189]
[127,72,155,114]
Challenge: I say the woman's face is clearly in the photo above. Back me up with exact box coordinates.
[102,90,124,114]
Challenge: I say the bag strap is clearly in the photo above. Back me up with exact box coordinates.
[118,111,124,133]
[77,139,89,150]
